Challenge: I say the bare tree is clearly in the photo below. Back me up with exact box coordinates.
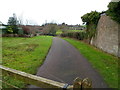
[18,17,23,25]
[43,23,58,36]
[60,22,68,32]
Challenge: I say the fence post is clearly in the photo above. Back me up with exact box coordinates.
[82,78,92,89]
[73,77,92,90]
[73,77,82,90]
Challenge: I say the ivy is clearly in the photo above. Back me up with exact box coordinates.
[106,1,120,23]
[81,11,100,26]
[81,11,100,42]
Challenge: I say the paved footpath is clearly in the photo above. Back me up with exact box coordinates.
[29,37,108,88]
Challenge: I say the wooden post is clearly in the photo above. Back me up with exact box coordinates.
[73,77,82,90]
[73,77,92,90]
[82,78,92,88]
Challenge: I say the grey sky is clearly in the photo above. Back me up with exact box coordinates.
[0,0,111,25]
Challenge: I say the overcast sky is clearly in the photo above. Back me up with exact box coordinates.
[0,0,111,25]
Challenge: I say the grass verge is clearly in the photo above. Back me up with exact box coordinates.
[2,36,53,88]
[63,38,118,88]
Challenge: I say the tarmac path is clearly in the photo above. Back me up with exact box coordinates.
[28,37,108,88]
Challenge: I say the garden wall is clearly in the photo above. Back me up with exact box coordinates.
[91,15,120,57]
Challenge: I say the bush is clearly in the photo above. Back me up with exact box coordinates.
[18,29,24,35]
[61,32,87,40]
[22,26,31,35]
[43,23,58,36]
[81,11,101,43]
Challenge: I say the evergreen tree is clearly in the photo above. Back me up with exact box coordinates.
[7,13,19,34]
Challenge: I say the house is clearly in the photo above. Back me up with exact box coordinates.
[67,25,86,30]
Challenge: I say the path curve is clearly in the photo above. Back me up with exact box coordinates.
[29,37,108,88]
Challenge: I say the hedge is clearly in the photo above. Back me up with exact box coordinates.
[60,32,87,40]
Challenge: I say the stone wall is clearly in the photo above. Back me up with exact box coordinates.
[91,15,120,57]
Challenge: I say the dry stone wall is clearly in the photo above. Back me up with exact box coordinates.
[91,15,120,57]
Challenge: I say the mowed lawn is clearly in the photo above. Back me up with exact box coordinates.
[67,30,85,32]
[2,36,53,88]
[56,30,63,35]
[64,38,118,88]
[56,29,85,35]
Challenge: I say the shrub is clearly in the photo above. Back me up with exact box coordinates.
[61,32,87,40]
[43,23,58,36]
[18,28,24,35]
[22,26,31,35]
